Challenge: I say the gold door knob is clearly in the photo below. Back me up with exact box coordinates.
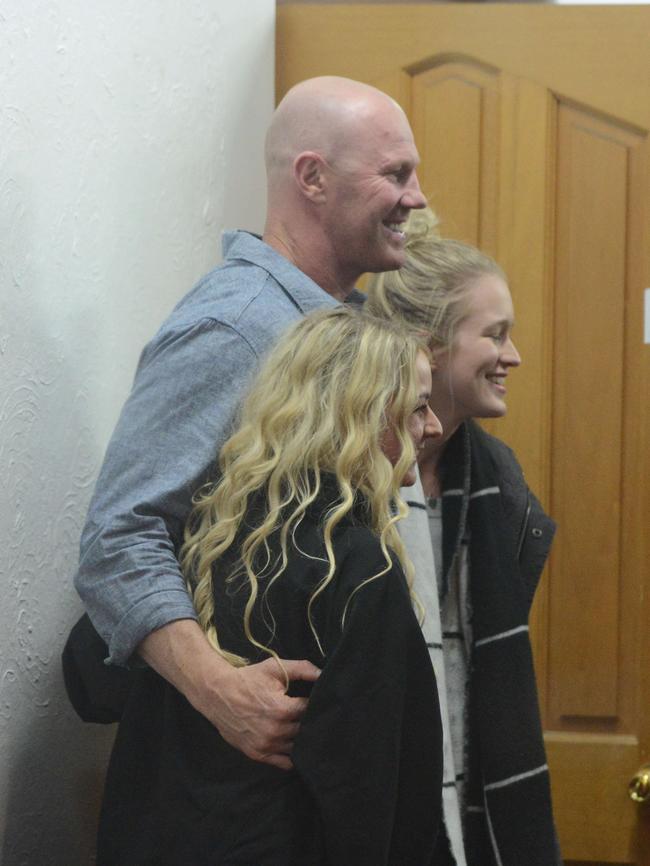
[629,764,650,804]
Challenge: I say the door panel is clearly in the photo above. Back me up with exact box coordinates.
[550,104,642,722]
[412,59,500,253]
[277,5,650,863]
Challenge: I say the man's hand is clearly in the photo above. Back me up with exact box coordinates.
[191,656,320,770]
[138,619,320,770]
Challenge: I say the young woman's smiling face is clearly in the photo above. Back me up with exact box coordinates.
[431,273,521,430]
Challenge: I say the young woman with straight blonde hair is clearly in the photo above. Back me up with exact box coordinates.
[367,209,561,866]
[97,306,444,866]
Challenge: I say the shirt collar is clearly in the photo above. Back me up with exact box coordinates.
[221,230,339,314]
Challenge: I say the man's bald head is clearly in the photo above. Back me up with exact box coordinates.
[265,76,408,184]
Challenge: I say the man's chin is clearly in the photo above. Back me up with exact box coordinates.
[367,250,406,274]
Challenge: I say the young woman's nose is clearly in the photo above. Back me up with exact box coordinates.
[501,337,521,367]
[424,406,443,440]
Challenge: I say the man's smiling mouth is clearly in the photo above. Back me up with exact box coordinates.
[383,221,406,239]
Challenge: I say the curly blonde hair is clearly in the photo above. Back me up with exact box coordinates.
[181,306,425,667]
[366,207,505,350]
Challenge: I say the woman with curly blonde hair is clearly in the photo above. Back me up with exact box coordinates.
[97,306,444,866]
[367,209,560,866]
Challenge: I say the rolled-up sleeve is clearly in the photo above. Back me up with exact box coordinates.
[75,318,258,665]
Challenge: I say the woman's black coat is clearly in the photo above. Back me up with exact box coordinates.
[97,492,443,865]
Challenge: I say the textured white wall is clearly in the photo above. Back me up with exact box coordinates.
[0,2,274,862]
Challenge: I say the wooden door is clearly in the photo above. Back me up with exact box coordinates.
[277,5,650,863]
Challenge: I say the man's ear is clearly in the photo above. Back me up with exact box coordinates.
[293,151,327,203]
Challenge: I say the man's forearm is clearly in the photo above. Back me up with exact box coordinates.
[138,618,226,691]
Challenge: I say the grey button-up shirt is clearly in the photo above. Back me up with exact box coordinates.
[74,231,338,665]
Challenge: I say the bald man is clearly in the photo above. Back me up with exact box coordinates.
[73,77,426,768]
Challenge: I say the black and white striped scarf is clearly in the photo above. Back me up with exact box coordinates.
[441,422,559,866]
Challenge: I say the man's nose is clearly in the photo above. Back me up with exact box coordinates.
[403,171,427,210]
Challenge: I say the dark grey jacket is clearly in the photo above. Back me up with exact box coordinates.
[480,426,556,605]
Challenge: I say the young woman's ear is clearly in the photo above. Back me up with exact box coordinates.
[293,151,327,203]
